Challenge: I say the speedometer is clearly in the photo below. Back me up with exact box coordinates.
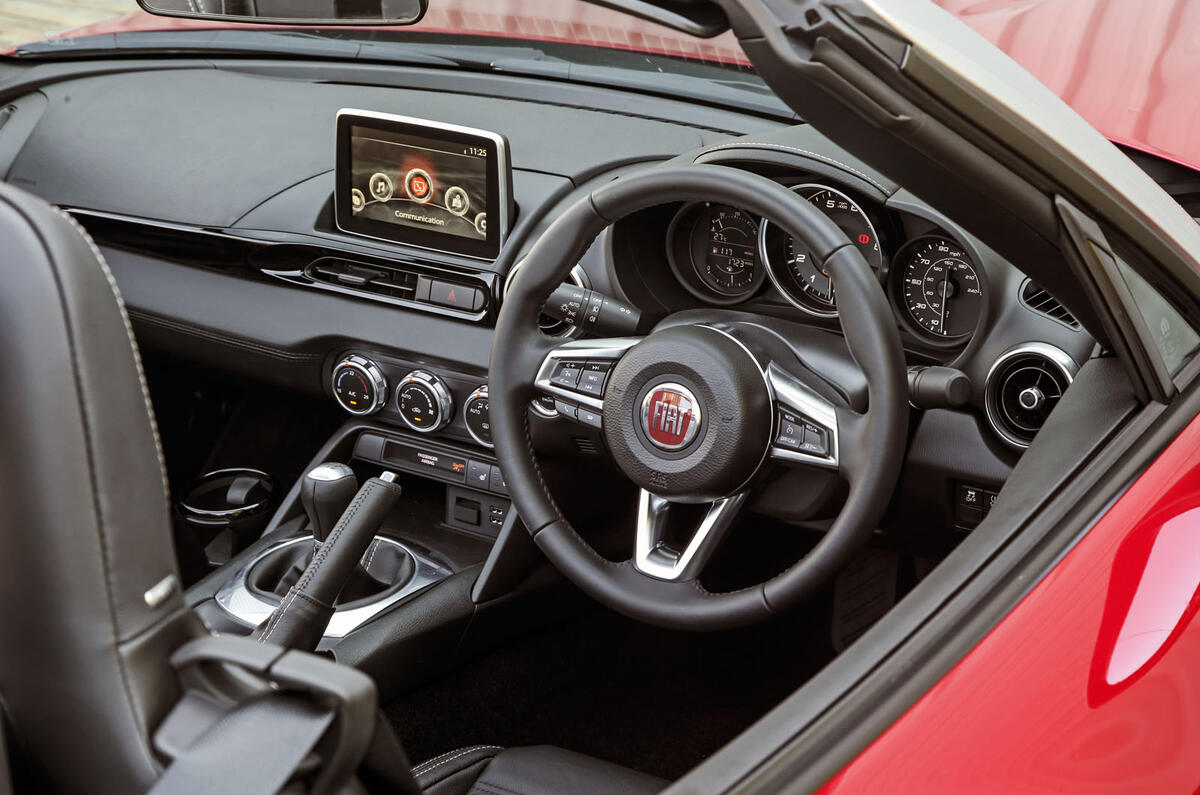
[895,236,984,339]
[760,184,884,316]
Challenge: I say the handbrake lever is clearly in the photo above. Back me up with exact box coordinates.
[254,472,403,651]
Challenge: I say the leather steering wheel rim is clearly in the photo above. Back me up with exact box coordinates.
[490,164,907,630]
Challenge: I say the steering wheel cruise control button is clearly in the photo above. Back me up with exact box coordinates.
[777,410,830,456]
[775,411,805,449]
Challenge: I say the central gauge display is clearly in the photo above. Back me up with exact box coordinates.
[667,202,765,304]
[760,184,884,316]
[694,205,760,295]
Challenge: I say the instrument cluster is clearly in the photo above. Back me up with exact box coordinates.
[664,182,987,344]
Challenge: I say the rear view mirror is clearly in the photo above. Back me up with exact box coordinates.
[135,0,428,26]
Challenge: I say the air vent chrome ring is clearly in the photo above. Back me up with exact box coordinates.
[985,342,1077,449]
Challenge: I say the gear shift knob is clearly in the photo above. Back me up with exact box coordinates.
[300,463,358,543]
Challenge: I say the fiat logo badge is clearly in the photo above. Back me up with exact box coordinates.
[641,383,701,451]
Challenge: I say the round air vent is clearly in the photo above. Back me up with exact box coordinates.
[503,259,588,338]
[985,343,1077,448]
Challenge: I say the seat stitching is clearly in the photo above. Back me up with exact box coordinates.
[55,209,171,505]
[471,782,525,795]
[412,745,502,776]
[12,199,161,775]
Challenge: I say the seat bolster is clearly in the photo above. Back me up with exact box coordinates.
[416,745,666,795]
[0,184,195,794]
[414,745,502,794]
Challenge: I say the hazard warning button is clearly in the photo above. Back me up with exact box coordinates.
[429,280,485,312]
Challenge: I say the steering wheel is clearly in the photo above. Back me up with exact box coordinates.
[490,165,907,630]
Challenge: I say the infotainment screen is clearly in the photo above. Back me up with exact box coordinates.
[335,110,512,260]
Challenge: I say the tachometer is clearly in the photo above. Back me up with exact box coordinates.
[896,236,984,339]
[667,202,765,304]
[760,185,884,316]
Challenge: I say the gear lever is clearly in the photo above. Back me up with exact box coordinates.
[300,463,358,543]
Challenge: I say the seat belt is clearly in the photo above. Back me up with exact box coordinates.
[149,693,333,795]
[150,636,379,795]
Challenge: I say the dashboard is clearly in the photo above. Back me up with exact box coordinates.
[0,56,1097,541]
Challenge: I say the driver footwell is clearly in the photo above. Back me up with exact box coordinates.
[382,596,837,780]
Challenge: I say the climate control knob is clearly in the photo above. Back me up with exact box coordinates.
[331,355,387,415]
[396,370,454,433]
[463,385,492,448]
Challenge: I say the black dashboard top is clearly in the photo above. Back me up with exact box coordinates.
[0,56,1093,462]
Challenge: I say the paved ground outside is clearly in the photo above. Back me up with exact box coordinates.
[0,0,134,49]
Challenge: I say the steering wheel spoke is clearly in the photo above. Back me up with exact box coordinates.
[766,363,840,471]
[634,489,748,581]
[533,336,641,422]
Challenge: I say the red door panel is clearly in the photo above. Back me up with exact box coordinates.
[821,411,1200,793]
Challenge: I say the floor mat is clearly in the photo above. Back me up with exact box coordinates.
[384,597,835,780]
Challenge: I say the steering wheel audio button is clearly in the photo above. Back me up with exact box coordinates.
[549,361,584,389]
[577,361,610,397]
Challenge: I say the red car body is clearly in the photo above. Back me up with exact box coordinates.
[38,2,1200,791]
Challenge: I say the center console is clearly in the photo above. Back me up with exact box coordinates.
[184,336,570,696]
[168,108,593,692]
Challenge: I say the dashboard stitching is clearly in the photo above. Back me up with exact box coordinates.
[695,142,889,193]
[128,309,324,362]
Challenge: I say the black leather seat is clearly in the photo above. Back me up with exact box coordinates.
[0,182,204,793]
[0,185,664,794]
[414,746,665,795]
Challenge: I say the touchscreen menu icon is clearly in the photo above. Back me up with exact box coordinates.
[405,168,434,203]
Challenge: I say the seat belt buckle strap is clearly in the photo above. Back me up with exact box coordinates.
[155,635,377,795]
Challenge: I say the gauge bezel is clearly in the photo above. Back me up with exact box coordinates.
[758,183,885,318]
[889,234,988,345]
[666,201,766,305]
